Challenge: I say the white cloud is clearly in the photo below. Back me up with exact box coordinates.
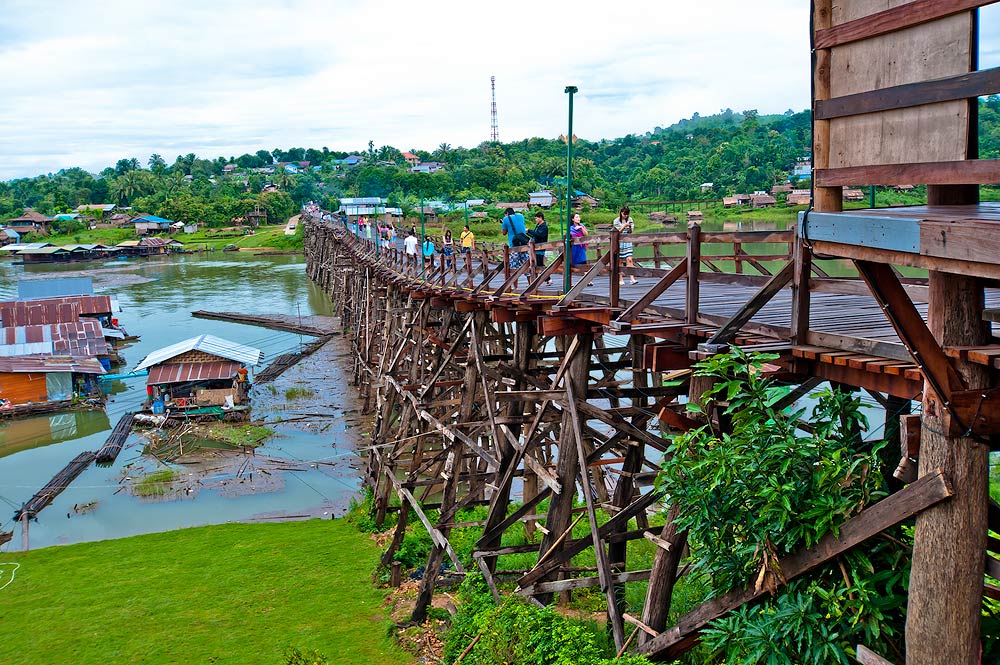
[0,0,813,179]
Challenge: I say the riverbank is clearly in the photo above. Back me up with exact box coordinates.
[0,519,413,664]
[37,221,303,253]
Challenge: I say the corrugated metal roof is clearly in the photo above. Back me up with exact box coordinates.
[0,341,54,356]
[147,361,242,385]
[0,355,106,374]
[18,277,94,300]
[18,247,69,255]
[134,335,262,372]
[0,296,112,325]
[0,320,109,357]
[0,300,79,326]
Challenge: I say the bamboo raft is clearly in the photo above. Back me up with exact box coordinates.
[95,413,136,466]
[254,337,331,384]
[191,310,337,337]
[13,451,97,521]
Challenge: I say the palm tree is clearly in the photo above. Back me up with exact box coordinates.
[148,154,166,174]
[270,170,295,190]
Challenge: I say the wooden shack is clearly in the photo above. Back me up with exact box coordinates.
[0,355,105,413]
[133,334,262,418]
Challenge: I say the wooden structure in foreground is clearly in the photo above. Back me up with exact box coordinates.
[303,3,1000,660]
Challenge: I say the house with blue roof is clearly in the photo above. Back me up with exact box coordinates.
[133,215,173,235]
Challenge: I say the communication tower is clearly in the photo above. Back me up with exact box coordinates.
[490,76,499,143]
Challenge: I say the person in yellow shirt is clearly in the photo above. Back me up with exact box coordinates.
[460,225,475,251]
[460,224,475,268]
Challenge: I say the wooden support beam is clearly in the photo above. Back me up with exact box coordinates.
[855,645,896,665]
[706,260,794,345]
[566,377,627,650]
[519,489,664,589]
[555,251,611,308]
[614,260,687,328]
[854,260,965,404]
[520,569,653,596]
[638,469,953,660]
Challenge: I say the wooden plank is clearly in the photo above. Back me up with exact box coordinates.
[815,0,989,49]
[817,159,1000,187]
[810,238,1000,281]
[855,645,896,665]
[817,67,1000,120]
[521,569,653,596]
[638,469,953,660]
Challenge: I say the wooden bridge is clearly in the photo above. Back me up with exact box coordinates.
[305,3,1000,662]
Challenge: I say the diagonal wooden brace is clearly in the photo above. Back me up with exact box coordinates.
[854,260,966,404]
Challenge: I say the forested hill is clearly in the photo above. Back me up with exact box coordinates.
[2,98,998,228]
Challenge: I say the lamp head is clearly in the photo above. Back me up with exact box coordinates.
[564,85,578,94]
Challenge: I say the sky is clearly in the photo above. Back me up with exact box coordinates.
[0,0,997,181]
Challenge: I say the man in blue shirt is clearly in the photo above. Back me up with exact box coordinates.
[500,207,527,247]
[501,208,529,288]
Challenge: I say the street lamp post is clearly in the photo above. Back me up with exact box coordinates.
[563,85,577,294]
[420,194,426,279]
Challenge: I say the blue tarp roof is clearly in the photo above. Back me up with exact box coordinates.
[133,215,173,224]
[18,277,94,300]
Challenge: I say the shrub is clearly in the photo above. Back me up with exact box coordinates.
[443,573,652,665]
[658,349,905,664]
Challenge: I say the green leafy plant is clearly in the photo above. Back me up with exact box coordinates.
[657,349,905,664]
[443,573,652,665]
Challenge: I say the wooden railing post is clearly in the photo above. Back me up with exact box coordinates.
[790,229,812,346]
[503,245,511,281]
[685,222,701,324]
[733,239,743,274]
[610,228,621,308]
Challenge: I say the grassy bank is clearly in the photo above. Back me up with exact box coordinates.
[39,221,303,252]
[0,520,412,665]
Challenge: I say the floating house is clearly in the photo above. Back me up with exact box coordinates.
[0,355,106,414]
[134,335,262,419]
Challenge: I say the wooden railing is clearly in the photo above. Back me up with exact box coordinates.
[317,214,913,357]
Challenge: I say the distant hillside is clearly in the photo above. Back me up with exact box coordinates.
[661,108,800,134]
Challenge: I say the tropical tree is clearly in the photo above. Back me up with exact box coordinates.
[148,154,167,174]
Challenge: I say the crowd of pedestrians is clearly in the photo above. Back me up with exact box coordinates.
[345,206,642,287]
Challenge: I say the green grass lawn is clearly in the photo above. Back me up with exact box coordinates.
[0,520,412,665]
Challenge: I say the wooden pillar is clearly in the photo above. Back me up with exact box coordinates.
[790,229,812,347]
[412,446,460,623]
[536,332,594,605]
[685,222,700,324]
[812,0,842,213]
[609,334,650,615]
[906,187,988,665]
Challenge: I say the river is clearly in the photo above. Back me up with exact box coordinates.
[0,252,365,551]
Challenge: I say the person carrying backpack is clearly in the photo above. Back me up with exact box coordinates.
[501,207,530,287]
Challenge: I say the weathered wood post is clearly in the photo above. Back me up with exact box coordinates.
[685,222,701,324]
[535,331,594,605]
[906,186,989,665]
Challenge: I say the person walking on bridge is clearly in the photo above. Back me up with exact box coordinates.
[613,206,638,285]
[403,228,418,271]
[501,207,530,288]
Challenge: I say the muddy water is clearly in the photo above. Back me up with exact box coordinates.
[0,253,364,551]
